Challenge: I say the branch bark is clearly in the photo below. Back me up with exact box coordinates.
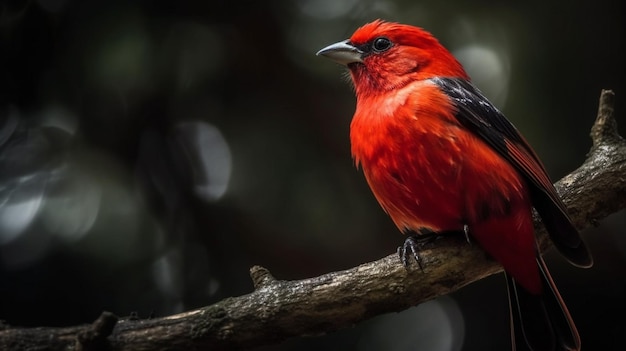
[1,90,625,351]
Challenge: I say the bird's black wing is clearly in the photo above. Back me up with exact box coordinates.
[431,77,592,268]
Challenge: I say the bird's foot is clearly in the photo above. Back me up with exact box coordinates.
[398,225,471,271]
[397,232,438,271]
[463,224,471,244]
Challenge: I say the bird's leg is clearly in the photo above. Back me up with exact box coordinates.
[397,229,439,271]
[398,225,471,271]
[463,224,471,244]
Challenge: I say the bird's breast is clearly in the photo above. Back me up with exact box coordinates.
[350,82,527,233]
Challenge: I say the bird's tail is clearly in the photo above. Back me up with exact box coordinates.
[505,255,581,351]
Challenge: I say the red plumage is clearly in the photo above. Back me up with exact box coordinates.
[351,77,539,292]
[318,20,592,351]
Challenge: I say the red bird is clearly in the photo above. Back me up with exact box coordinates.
[317,20,592,351]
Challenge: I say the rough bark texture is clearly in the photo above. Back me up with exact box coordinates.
[1,90,624,351]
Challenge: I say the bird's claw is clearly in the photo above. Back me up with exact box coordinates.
[397,234,438,271]
[398,225,471,271]
[398,236,424,271]
[463,224,471,244]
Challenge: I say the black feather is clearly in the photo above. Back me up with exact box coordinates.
[430,77,592,268]
[505,255,581,350]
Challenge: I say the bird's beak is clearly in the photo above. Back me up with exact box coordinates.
[316,40,363,66]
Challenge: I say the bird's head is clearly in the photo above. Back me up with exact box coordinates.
[317,20,468,97]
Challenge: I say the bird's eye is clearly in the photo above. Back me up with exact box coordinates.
[372,37,392,52]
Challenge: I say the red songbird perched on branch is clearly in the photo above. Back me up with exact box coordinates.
[317,20,592,351]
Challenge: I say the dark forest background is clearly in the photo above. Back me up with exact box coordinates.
[1,1,625,350]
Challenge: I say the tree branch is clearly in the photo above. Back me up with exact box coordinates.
[1,90,625,351]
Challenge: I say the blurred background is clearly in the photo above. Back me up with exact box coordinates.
[1,0,624,350]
